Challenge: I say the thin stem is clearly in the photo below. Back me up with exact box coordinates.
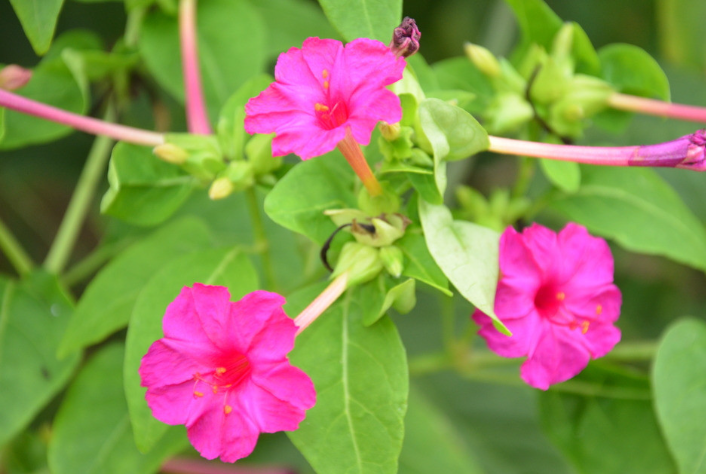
[44,106,117,274]
[609,92,706,123]
[337,129,383,196]
[245,187,276,291]
[511,156,535,200]
[0,89,164,146]
[294,272,349,335]
[124,6,146,48]
[0,217,33,277]
[179,0,212,134]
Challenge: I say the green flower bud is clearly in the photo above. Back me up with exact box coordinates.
[332,242,383,286]
[153,143,189,165]
[358,186,400,215]
[379,121,401,141]
[209,177,234,200]
[464,43,501,78]
[351,217,406,247]
[390,279,416,314]
[245,133,282,175]
[166,133,225,181]
[380,245,405,277]
[552,23,575,60]
[483,92,534,135]
[225,161,255,192]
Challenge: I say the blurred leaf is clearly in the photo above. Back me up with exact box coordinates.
[432,57,494,114]
[1,430,50,474]
[8,0,65,55]
[539,159,581,193]
[399,387,483,474]
[264,153,356,246]
[139,0,266,119]
[653,318,706,474]
[124,247,258,452]
[396,231,451,296]
[59,217,212,357]
[418,199,506,333]
[286,289,408,474]
[540,364,674,474]
[316,0,401,42]
[101,143,198,226]
[48,344,188,474]
[407,171,444,205]
[0,272,80,445]
[599,44,670,100]
[550,166,706,273]
[358,275,416,326]
[658,0,706,70]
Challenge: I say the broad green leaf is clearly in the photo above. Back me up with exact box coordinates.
[58,217,212,357]
[653,318,706,474]
[124,247,258,452]
[658,0,706,69]
[316,0,401,42]
[540,364,674,474]
[0,272,80,445]
[418,199,507,334]
[396,231,451,296]
[8,0,65,55]
[101,143,198,226]
[399,387,483,474]
[433,57,494,114]
[358,275,416,326]
[539,159,581,193]
[286,290,408,474]
[264,153,356,246]
[599,44,670,101]
[139,0,266,119]
[48,344,188,474]
[550,166,706,272]
[407,171,443,205]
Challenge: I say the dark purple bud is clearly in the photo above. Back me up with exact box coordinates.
[389,17,421,58]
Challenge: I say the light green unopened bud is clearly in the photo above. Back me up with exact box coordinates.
[464,43,501,78]
[332,242,383,286]
[358,186,400,215]
[379,121,401,141]
[209,177,234,200]
[552,23,575,59]
[153,143,189,165]
[389,279,416,314]
[225,161,255,192]
[245,133,282,175]
[483,92,534,135]
[380,245,404,277]
[351,217,405,247]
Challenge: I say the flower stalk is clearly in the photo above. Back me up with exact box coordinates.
[294,271,349,335]
[337,130,383,196]
[0,217,33,277]
[179,0,212,135]
[609,92,706,123]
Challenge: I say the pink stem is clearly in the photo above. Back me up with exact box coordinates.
[609,92,706,123]
[487,131,706,171]
[0,88,164,146]
[294,272,349,335]
[180,0,212,134]
[161,457,293,474]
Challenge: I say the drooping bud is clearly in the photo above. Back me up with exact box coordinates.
[0,65,32,91]
[464,43,501,78]
[209,177,234,200]
[153,143,189,165]
[380,245,405,277]
[332,242,383,286]
[379,121,401,141]
[389,17,421,58]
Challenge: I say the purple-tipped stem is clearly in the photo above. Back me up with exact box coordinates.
[609,93,706,124]
[179,0,212,135]
[0,88,165,146]
[487,130,706,171]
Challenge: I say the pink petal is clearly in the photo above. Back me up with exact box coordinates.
[227,291,291,355]
[274,46,320,89]
[240,378,312,433]
[271,124,345,159]
[334,38,405,99]
[498,227,542,285]
[582,322,621,358]
[565,285,622,323]
[347,89,403,145]
[218,394,263,462]
[244,83,322,136]
[139,339,211,388]
[494,279,539,320]
[472,309,539,358]
[190,284,232,349]
[521,223,558,274]
[558,223,615,288]
[161,286,214,351]
[250,360,316,412]
[300,37,342,84]
[145,379,202,426]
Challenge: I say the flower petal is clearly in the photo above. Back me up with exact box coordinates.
[161,286,213,350]
[300,37,342,83]
[227,291,290,354]
[145,379,200,426]
[271,124,345,159]
[244,83,322,136]
[558,223,615,288]
[139,339,211,388]
[565,285,622,323]
[494,279,539,320]
[498,226,542,285]
[250,360,316,412]
[472,309,539,358]
[347,89,402,145]
[582,322,621,358]
[521,223,558,272]
[334,38,405,99]
[241,376,313,433]
[189,284,233,349]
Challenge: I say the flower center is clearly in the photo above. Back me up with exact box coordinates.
[192,353,251,401]
[534,284,564,319]
[314,69,349,130]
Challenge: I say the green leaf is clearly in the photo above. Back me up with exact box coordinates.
[48,344,188,474]
[539,159,581,193]
[653,318,706,474]
[358,275,416,326]
[418,199,507,334]
[598,44,670,101]
[286,290,408,474]
[124,247,258,452]
[396,231,451,296]
[432,57,494,114]
[407,171,443,205]
[0,272,81,445]
[540,364,675,474]
[139,0,266,119]
[264,154,357,246]
[316,0,401,42]
[101,142,198,226]
[8,0,65,55]
[550,166,706,273]
[59,217,212,357]
[399,387,483,474]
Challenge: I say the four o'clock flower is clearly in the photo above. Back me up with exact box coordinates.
[139,284,316,462]
[244,37,406,196]
[472,223,622,390]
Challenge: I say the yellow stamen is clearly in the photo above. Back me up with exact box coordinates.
[212,386,218,394]
[556,292,565,301]
[581,321,590,334]
[315,103,330,112]
[224,405,233,415]
[323,80,329,89]
[194,391,204,397]
[215,367,226,376]
[596,305,603,315]
[322,69,329,79]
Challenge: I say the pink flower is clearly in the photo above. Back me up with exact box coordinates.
[244,37,406,160]
[472,223,622,390]
[139,284,316,462]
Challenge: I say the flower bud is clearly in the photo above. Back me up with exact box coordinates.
[389,17,421,58]
[390,279,416,314]
[225,161,255,192]
[245,133,282,175]
[153,143,189,165]
[379,121,401,141]
[332,242,383,286]
[464,43,501,78]
[209,177,234,200]
[483,92,534,134]
[380,245,405,277]
[552,23,575,60]
[0,65,32,91]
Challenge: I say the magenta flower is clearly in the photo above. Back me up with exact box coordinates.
[472,223,622,390]
[139,284,316,462]
[244,37,406,160]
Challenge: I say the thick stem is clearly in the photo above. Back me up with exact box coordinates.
[337,129,383,196]
[44,106,116,274]
[609,92,706,123]
[179,0,212,134]
[0,217,33,277]
[294,272,349,335]
[245,187,277,291]
[0,89,164,146]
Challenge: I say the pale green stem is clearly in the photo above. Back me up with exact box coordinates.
[245,187,276,291]
[0,217,33,276]
[44,106,116,274]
